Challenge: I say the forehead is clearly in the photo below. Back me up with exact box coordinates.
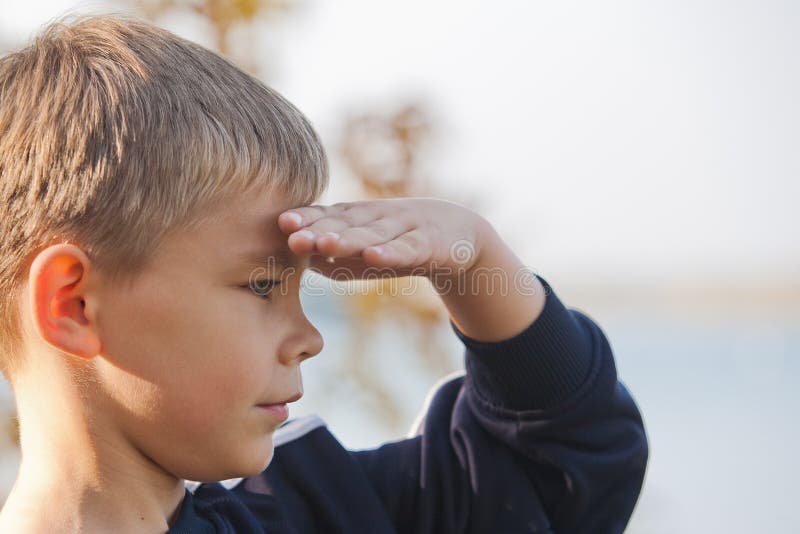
[182,191,310,272]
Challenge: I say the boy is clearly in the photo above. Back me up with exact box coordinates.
[0,14,648,533]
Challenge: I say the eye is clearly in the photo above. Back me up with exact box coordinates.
[242,279,281,301]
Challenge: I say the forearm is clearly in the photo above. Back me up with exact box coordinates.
[430,222,547,343]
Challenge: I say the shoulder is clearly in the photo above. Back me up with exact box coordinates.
[405,369,466,438]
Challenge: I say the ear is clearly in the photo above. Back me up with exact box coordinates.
[27,243,101,360]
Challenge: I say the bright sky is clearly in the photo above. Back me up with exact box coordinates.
[3,0,798,286]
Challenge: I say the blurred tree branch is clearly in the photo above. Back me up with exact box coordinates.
[128,0,296,74]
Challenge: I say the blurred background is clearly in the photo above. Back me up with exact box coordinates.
[1,1,798,532]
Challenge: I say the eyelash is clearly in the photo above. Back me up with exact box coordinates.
[242,280,282,301]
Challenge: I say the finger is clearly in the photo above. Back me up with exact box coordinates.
[277,204,332,234]
[287,228,319,255]
[278,201,379,233]
[286,213,385,257]
[316,216,416,258]
[363,228,433,270]
[300,206,382,237]
[284,201,402,257]
[278,201,375,234]
[280,204,351,255]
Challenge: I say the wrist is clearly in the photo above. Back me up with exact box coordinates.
[428,217,500,295]
[428,217,548,342]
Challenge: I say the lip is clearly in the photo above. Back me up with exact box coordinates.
[257,403,290,422]
[257,392,303,406]
[255,392,303,423]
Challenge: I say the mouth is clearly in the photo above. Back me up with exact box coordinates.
[257,391,303,406]
[257,403,290,421]
[255,392,303,422]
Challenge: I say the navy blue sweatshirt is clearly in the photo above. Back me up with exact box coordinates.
[169,275,649,533]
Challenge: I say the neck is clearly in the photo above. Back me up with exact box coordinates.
[0,363,186,534]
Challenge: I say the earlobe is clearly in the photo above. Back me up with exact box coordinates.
[28,243,102,360]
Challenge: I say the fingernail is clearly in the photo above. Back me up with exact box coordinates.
[297,229,315,240]
[324,232,340,241]
[284,213,303,225]
[369,246,384,255]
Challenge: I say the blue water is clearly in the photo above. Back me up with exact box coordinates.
[594,312,800,533]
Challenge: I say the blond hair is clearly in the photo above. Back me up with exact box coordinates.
[0,14,328,377]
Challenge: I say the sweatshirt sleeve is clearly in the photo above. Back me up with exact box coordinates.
[348,274,649,534]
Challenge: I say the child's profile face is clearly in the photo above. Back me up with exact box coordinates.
[93,189,324,481]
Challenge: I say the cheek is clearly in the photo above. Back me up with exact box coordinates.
[95,281,282,477]
[97,363,223,438]
[101,365,278,480]
[150,390,279,480]
[99,280,271,391]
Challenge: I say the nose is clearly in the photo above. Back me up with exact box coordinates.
[280,309,324,365]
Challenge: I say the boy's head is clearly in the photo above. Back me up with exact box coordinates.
[0,14,327,480]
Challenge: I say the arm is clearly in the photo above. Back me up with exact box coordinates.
[277,198,649,532]
[350,274,649,533]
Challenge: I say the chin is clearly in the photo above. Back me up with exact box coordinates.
[178,437,275,482]
[238,436,276,477]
